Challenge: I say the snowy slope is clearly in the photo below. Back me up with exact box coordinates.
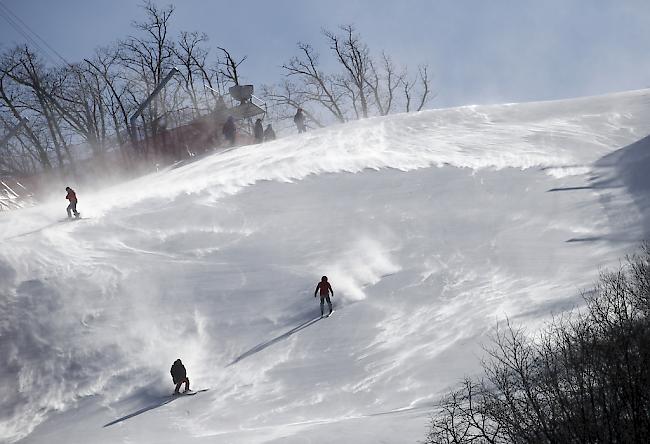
[2,89,650,444]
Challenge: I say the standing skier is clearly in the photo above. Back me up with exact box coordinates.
[222,116,236,146]
[65,186,80,218]
[314,276,334,317]
[264,123,276,141]
[170,359,191,394]
[253,118,264,143]
[293,108,307,133]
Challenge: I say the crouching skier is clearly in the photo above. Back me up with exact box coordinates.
[170,359,190,394]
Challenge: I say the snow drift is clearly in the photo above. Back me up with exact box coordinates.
[2,89,650,443]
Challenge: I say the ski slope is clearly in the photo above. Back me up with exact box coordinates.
[3,89,650,444]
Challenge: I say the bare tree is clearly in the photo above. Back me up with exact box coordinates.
[217,47,246,87]
[175,31,221,108]
[426,245,650,444]
[271,24,434,127]
[280,43,347,123]
[402,64,433,112]
[0,64,52,171]
[173,31,212,115]
[324,25,371,118]
[84,48,135,147]
[261,81,325,129]
[49,64,112,156]
[118,0,176,153]
[0,0,238,179]
[0,46,73,170]
[365,52,404,116]
[415,65,432,111]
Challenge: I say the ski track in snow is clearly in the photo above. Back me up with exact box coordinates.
[2,90,650,443]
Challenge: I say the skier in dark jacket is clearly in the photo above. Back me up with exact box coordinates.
[264,124,276,141]
[65,186,80,218]
[253,118,264,144]
[314,276,334,317]
[293,108,306,133]
[170,359,190,394]
[222,116,236,146]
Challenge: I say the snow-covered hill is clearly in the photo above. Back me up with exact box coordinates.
[3,89,650,444]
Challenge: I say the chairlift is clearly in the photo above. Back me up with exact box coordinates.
[227,84,266,120]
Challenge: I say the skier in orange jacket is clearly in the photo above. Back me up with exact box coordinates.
[65,187,80,218]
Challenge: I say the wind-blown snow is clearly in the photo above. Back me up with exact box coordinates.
[2,89,650,443]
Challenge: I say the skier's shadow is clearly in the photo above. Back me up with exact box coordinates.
[227,316,323,366]
[5,221,60,240]
[103,395,181,427]
[103,388,210,427]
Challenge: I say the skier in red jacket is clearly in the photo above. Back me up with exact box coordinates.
[314,276,334,317]
[65,186,80,218]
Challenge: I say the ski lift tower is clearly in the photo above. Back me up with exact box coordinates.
[129,67,181,145]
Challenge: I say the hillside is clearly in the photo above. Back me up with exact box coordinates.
[2,89,650,444]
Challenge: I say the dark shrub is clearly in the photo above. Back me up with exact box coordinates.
[426,245,650,444]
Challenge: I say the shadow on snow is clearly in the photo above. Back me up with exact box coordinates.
[102,390,208,427]
[5,221,61,240]
[103,396,179,427]
[227,316,323,367]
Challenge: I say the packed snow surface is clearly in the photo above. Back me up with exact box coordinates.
[3,89,650,443]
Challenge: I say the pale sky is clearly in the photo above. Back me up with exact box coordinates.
[1,0,649,108]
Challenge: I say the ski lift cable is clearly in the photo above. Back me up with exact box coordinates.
[0,1,71,67]
[0,1,70,66]
[0,7,51,61]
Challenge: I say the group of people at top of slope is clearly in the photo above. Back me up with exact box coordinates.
[64,110,309,216]
[63,109,312,218]
[220,107,309,147]
[222,116,276,147]
[253,118,277,144]
[63,110,310,217]
[171,276,334,395]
